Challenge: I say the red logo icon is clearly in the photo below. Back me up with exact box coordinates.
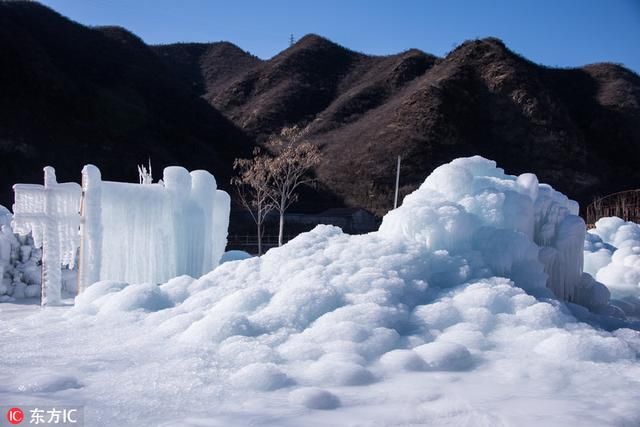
[7,407,24,424]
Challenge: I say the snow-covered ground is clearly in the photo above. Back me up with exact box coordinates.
[586,217,640,312]
[1,157,640,426]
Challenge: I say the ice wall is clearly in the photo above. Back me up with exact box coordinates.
[98,181,173,285]
[12,167,81,305]
[79,165,229,288]
[12,165,230,299]
[379,156,606,308]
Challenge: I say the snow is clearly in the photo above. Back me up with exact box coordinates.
[288,387,341,410]
[1,156,640,426]
[379,156,589,304]
[377,349,428,372]
[414,341,473,370]
[584,216,640,315]
[230,363,291,391]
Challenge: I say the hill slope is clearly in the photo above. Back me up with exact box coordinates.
[159,35,640,213]
[0,1,251,205]
[2,1,639,214]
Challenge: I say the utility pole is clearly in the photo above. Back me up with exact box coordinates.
[289,34,295,46]
[394,155,401,209]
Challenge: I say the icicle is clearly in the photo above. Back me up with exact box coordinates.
[15,164,230,294]
[189,170,217,275]
[138,159,154,185]
[79,165,103,292]
[79,165,229,287]
[12,167,81,305]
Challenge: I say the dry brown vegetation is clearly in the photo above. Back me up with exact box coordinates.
[233,126,321,252]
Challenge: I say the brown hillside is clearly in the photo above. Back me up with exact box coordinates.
[0,2,251,205]
[2,1,639,216]
[159,36,640,213]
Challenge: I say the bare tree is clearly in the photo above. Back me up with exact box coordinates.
[265,126,321,247]
[232,148,275,255]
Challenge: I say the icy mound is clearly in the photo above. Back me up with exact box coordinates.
[75,224,637,365]
[585,217,640,315]
[56,157,640,424]
[380,156,606,308]
[0,156,637,425]
[64,224,640,425]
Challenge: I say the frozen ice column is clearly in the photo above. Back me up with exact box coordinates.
[163,167,229,276]
[78,165,102,293]
[164,166,194,277]
[167,167,229,275]
[532,185,585,302]
[12,167,81,305]
[189,170,218,274]
[212,189,231,269]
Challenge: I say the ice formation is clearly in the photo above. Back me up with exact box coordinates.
[79,165,230,289]
[212,190,231,270]
[585,217,640,316]
[12,167,81,305]
[379,156,607,309]
[0,204,77,301]
[12,165,230,302]
[2,156,639,426]
[0,205,44,300]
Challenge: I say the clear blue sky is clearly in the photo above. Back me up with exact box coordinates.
[40,0,640,73]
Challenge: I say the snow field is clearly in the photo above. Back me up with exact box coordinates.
[54,222,638,424]
[1,156,640,425]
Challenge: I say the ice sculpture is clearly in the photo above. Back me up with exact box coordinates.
[13,167,81,305]
[0,205,45,300]
[78,165,229,289]
[13,165,230,301]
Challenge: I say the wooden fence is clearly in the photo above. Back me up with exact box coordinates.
[227,234,297,254]
[586,189,640,225]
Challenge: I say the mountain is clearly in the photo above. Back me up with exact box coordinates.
[153,42,262,99]
[0,1,251,206]
[2,1,639,216]
[158,35,640,214]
